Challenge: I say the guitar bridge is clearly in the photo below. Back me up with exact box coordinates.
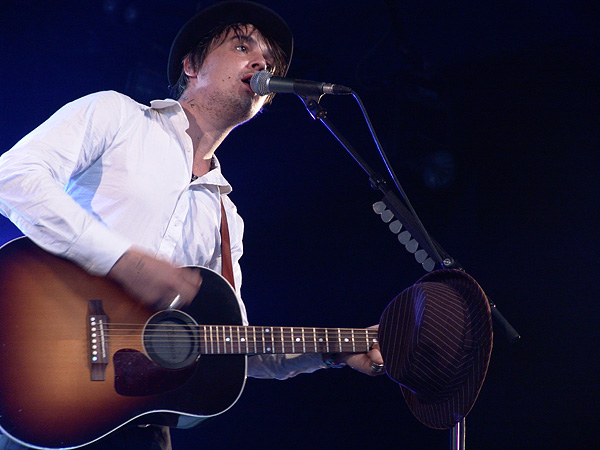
[88,300,109,381]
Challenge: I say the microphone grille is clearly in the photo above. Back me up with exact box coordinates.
[250,70,272,96]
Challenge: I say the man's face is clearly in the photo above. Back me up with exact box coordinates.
[184,25,274,126]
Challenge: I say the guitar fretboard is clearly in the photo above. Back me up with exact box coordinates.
[194,326,378,355]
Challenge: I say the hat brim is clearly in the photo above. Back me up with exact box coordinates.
[168,1,293,86]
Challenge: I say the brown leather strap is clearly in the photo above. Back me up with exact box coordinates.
[220,199,235,289]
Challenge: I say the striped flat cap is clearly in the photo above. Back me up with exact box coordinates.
[378,269,493,429]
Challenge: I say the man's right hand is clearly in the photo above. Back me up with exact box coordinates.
[107,248,202,310]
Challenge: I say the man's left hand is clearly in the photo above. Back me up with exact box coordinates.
[326,325,385,376]
[337,343,385,376]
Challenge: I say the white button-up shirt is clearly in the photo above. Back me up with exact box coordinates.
[0,90,325,379]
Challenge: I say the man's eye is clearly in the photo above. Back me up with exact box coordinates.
[236,45,247,52]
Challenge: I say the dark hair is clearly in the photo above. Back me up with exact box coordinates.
[169,23,288,104]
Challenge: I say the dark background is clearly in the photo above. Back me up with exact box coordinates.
[1,1,599,448]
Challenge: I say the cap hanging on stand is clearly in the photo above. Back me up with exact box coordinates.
[378,269,493,429]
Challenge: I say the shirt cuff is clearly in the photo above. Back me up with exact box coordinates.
[64,220,133,275]
[247,353,327,380]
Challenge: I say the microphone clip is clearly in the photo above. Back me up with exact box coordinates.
[300,94,328,121]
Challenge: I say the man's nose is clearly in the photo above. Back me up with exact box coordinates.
[248,51,267,71]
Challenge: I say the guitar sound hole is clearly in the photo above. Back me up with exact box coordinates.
[143,310,200,370]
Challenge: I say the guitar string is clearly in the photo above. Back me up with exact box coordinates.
[100,341,376,353]
[98,325,378,338]
[93,343,378,355]
[90,324,378,352]
[99,335,379,342]
[99,324,378,335]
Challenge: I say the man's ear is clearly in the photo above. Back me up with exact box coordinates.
[183,55,198,78]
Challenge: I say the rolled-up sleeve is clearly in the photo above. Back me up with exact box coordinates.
[247,353,327,380]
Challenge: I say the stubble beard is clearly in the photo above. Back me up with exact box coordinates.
[204,87,261,128]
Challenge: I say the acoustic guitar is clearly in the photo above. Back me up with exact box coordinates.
[0,238,382,449]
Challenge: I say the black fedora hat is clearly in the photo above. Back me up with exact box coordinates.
[167,1,293,87]
[378,269,493,429]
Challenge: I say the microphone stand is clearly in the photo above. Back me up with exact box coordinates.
[296,93,520,449]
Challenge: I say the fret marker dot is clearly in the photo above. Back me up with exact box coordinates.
[266,347,272,352]
[265,328,270,333]
[241,337,246,342]
[344,338,349,342]
[225,337,231,342]
[295,338,301,342]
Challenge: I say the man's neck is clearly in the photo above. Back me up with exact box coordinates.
[180,100,233,178]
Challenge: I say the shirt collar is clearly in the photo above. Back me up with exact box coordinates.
[195,155,233,194]
[150,98,189,131]
[150,99,233,194]
[149,98,182,110]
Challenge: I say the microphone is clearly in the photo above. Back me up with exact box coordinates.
[250,70,353,97]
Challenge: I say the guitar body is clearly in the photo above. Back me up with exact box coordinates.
[0,238,246,449]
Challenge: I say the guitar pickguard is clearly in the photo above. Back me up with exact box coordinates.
[113,349,197,397]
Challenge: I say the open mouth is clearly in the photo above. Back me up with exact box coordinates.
[241,74,254,92]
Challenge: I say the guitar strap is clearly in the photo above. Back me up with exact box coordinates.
[220,198,235,290]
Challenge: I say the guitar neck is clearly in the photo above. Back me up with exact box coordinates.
[196,325,378,355]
